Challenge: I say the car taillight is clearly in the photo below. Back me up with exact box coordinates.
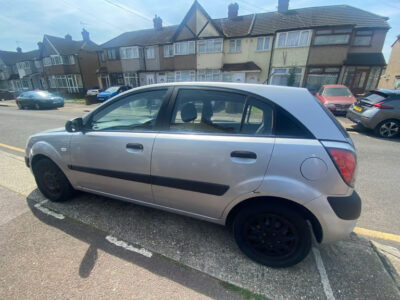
[327,148,356,187]
[374,102,393,109]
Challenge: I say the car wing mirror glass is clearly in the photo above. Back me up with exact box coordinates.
[65,117,84,132]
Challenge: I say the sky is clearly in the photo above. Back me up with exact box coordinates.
[0,0,399,60]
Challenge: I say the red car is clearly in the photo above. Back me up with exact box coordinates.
[315,84,357,114]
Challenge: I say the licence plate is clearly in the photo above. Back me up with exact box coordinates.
[354,105,362,112]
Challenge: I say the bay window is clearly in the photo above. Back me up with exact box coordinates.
[353,30,373,46]
[198,39,223,54]
[313,28,351,46]
[51,55,62,65]
[175,70,195,82]
[120,47,138,59]
[256,37,271,51]
[229,39,241,53]
[276,30,311,48]
[124,72,138,87]
[197,69,222,81]
[174,41,195,55]
[270,67,303,87]
[306,67,341,92]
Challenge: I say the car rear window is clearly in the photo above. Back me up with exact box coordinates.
[274,107,314,138]
[361,92,387,104]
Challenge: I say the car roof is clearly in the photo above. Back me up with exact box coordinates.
[322,85,348,89]
[113,82,348,142]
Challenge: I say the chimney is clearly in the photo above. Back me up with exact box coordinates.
[278,0,289,13]
[81,28,90,41]
[37,42,43,51]
[65,34,72,41]
[16,47,22,53]
[153,15,162,31]
[228,3,239,19]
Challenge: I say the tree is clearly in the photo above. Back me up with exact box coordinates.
[287,68,297,87]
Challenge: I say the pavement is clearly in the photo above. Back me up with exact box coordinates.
[0,100,400,299]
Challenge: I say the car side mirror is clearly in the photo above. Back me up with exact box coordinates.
[65,117,84,132]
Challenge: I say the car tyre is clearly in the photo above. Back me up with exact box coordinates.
[233,202,311,268]
[16,101,23,109]
[32,158,74,202]
[375,120,400,138]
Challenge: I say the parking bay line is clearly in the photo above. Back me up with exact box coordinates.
[1,141,400,243]
[0,142,25,153]
[312,247,335,300]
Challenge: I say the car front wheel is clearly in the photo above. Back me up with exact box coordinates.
[375,120,400,138]
[17,101,23,109]
[32,158,74,202]
[233,202,311,268]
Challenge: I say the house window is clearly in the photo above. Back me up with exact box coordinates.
[353,30,373,46]
[270,67,303,87]
[61,55,75,65]
[229,39,241,53]
[197,69,222,81]
[175,70,195,82]
[120,47,138,59]
[124,72,138,87]
[107,48,120,60]
[256,37,271,51]
[146,47,155,59]
[365,66,381,91]
[198,39,223,54]
[51,55,63,65]
[167,72,175,82]
[43,57,51,67]
[99,51,106,62]
[34,60,41,69]
[313,28,351,46]
[306,66,341,92]
[164,45,174,57]
[174,41,195,55]
[276,30,311,48]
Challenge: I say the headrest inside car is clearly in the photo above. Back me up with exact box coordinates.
[181,102,197,122]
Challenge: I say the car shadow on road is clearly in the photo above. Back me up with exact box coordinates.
[25,188,400,299]
[348,125,400,143]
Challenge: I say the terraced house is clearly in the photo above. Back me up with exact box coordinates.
[98,0,389,95]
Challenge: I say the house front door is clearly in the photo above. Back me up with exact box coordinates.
[146,74,155,85]
[346,67,370,96]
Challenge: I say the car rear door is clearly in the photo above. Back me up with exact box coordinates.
[150,87,276,219]
[69,88,171,203]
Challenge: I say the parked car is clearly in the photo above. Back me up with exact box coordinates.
[347,89,400,138]
[96,85,132,102]
[315,84,357,114]
[25,83,360,268]
[16,90,64,110]
[86,88,102,96]
[0,89,14,101]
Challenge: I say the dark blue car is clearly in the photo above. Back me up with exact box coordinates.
[97,85,132,102]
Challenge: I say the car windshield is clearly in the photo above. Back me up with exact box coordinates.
[105,87,119,93]
[34,91,55,98]
[323,88,352,97]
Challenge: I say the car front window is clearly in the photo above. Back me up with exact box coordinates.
[90,89,166,131]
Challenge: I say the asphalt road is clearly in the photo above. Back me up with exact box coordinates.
[0,101,400,299]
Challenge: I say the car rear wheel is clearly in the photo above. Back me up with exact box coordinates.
[32,158,74,202]
[375,120,400,138]
[233,202,311,268]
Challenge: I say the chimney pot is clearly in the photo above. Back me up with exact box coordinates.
[16,47,22,53]
[278,0,289,13]
[153,15,163,30]
[65,34,72,41]
[228,3,239,19]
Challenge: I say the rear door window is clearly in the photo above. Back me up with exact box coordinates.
[274,107,314,138]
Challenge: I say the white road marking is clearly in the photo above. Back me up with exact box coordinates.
[34,200,65,220]
[105,235,152,258]
[312,247,335,300]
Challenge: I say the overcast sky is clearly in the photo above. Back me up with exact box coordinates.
[0,0,399,60]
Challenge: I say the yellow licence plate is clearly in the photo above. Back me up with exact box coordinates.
[354,105,362,112]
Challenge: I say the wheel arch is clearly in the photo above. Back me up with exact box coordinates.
[225,196,323,243]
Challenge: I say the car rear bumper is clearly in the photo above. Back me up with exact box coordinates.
[346,109,374,129]
[304,192,360,244]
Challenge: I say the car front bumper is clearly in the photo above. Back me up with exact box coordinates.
[304,192,361,244]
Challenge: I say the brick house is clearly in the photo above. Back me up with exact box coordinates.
[378,35,400,89]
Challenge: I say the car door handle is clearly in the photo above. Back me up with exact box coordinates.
[230,151,257,159]
[126,143,143,150]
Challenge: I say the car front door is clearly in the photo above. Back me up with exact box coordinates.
[150,88,276,219]
[69,88,170,203]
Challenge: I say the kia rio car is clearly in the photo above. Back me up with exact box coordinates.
[25,82,361,268]
[315,84,356,114]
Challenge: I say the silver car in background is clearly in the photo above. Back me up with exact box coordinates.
[347,89,400,138]
[25,82,361,268]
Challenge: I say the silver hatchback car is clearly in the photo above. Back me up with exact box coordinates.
[25,82,361,268]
